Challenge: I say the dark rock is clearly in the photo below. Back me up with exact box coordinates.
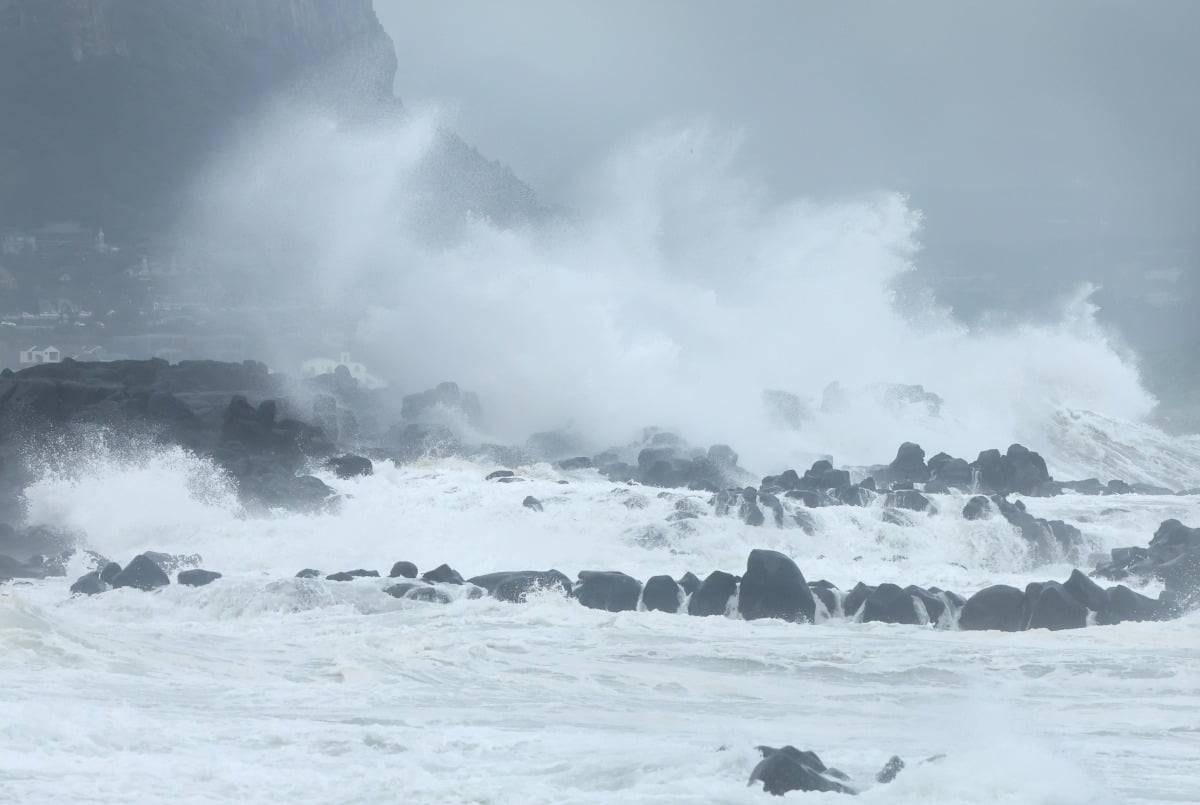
[677,571,702,595]
[757,491,785,525]
[761,469,802,493]
[1062,478,1104,495]
[1062,569,1110,612]
[1099,585,1163,624]
[99,562,121,584]
[1106,479,1134,495]
[111,554,170,591]
[642,575,682,612]
[959,584,1025,631]
[1023,581,1088,630]
[1148,519,1200,564]
[421,564,465,585]
[557,456,593,471]
[486,470,515,481]
[1006,443,1054,495]
[833,483,874,507]
[906,585,947,623]
[383,582,420,598]
[573,570,642,612]
[737,549,815,623]
[178,569,222,587]
[295,568,322,578]
[808,580,840,617]
[928,452,973,490]
[402,382,482,426]
[876,755,906,784]
[885,489,934,513]
[843,582,875,618]
[389,561,418,579]
[405,586,453,603]
[783,488,829,508]
[792,509,818,535]
[881,507,912,526]
[468,570,572,602]
[329,454,373,479]
[861,583,921,625]
[69,570,107,596]
[522,495,544,512]
[326,569,380,582]
[687,570,738,616]
[748,746,854,796]
[888,442,930,483]
[962,495,991,520]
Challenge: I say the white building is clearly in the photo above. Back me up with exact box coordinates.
[19,346,62,365]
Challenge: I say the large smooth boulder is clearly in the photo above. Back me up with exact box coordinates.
[573,571,642,612]
[1098,585,1163,624]
[389,561,418,579]
[69,570,107,595]
[1022,581,1088,630]
[422,564,465,585]
[885,489,934,513]
[842,582,875,619]
[737,549,815,623]
[111,554,170,591]
[468,570,572,603]
[1062,569,1110,612]
[642,575,682,612]
[687,571,738,617]
[962,495,991,521]
[959,584,1025,631]
[888,442,930,483]
[861,583,922,625]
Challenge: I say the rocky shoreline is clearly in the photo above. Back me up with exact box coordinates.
[2,358,1198,628]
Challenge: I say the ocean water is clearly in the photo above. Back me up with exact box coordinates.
[3,451,1199,804]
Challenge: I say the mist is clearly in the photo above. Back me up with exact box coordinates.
[177,96,1163,476]
[376,0,1200,353]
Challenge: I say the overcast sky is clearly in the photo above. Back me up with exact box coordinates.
[376,0,1198,345]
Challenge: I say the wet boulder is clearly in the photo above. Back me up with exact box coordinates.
[295,568,322,578]
[677,571,702,595]
[748,746,854,796]
[469,570,572,603]
[522,495,544,512]
[422,564,465,585]
[1022,581,1087,630]
[885,489,934,513]
[389,561,418,579]
[1098,585,1163,624]
[573,571,642,612]
[906,585,948,624]
[959,584,1025,631]
[808,580,840,617]
[962,495,991,521]
[486,469,516,481]
[861,583,921,625]
[383,582,420,598]
[99,562,121,584]
[178,569,222,587]
[737,549,815,623]
[928,452,973,490]
[888,442,930,484]
[1148,519,1200,564]
[687,570,738,616]
[326,569,380,582]
[406,586,453,604]
[557,456,593,471]
[1062,569,1110,612]
[842,582,875,619]
[642,575,683,612]
[111,553,170,591]
[69,570,107,596]
[329,454,373,479]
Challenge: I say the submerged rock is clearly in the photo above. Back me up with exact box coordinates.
[748,746,855,796]
[178,569,222,587]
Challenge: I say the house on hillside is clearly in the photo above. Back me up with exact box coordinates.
[19,345,61,365]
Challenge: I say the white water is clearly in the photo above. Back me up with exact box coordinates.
[179,109,1200,485]
[4,90,1198,804]
[3,452,1199,803]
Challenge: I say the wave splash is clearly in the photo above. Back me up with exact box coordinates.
[180,106,1195,485]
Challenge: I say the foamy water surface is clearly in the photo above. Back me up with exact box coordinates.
[2,454,1198,803]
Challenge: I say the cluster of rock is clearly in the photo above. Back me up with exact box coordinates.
[57,516,1192,630]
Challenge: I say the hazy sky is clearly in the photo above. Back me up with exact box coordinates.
[376,0,1198,343]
